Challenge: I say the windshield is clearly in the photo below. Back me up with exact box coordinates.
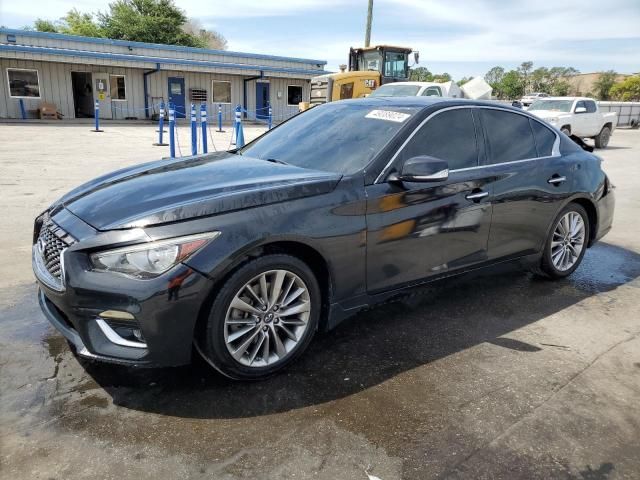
[370,84,420,97]
[358,51,381,72]
[528,99,573,112]
[239,102,419,175]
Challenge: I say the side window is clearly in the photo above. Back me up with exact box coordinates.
[421,86,442,97]
[529,119,556,157]
[575,100,586,112]
[400,108,478,170]
[585,100,597,113]
[480,109,537,164]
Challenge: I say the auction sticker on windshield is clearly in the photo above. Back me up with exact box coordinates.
[365,110,411,123]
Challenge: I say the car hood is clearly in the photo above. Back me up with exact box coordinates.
[58,152,342,230]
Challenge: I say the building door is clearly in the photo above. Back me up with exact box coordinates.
[92,73,112,119]
[71,72,94,118]
[256,82,270,119]
[168,77,186,118]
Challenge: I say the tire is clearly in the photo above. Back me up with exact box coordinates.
[198,254,321,380]
[535,203,590,279]
[594,126,611,148]
[560,126,571,136]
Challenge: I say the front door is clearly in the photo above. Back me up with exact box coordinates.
[256,82,270,119]
[365,107,493,293]
[92,73,112,119]
[168,77,186,118]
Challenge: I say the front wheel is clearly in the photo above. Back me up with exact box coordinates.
[535,203,590,279]
[594,126,611,148]
[199,254,321,380]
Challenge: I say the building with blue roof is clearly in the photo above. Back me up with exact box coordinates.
[0,28,328,121]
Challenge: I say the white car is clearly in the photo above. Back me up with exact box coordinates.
[528,97,618,148]
[520,92,549,106]
[368,81,446,98]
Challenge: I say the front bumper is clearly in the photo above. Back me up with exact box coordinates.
[33,212,215,367]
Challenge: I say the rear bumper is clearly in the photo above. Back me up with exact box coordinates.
[595,187,615,243]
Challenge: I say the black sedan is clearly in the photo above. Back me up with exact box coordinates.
[33,98,615,379]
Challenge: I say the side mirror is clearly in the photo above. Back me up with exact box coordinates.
[575,106,587,114]
[397,156,449,182]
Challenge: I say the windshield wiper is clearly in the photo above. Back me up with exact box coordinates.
[264,158,289,165]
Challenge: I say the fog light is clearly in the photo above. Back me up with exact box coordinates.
[96,318,147,349]
[133,328,145,342]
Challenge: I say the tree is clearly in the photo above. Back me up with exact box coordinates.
[552,80,570,96]
[432,73,452,83]
[34,19,59,32]
[484,66,505,86]
[518,61,533,92]
[409,67,433,82]
[31,0,227,49]
[500,70,525,99]
[457,76,473,86]
[610,75,640,101]
[182,18,227,50]
[593,70,618,100]
[59,9,105,37]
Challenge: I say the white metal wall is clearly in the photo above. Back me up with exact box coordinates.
[0,58,313,121]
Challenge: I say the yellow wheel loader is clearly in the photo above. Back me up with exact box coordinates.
[301,45,417,110]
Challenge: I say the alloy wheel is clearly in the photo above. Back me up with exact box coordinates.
[551,211,585,271]
[224,269,311,367]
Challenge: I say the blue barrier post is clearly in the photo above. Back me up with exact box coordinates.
[200,103,208,154]
[168,105,176,158]
[268,105,273,130]
[154,102,168,146]
[92,99,103,132]
[234,105,245,148]
[217,104,224,132]
[190,103,197,155]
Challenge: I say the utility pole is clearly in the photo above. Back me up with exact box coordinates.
[364,0,373,47]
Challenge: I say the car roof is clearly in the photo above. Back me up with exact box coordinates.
[336,96,511,110]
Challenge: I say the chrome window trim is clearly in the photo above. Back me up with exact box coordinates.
[374,104,561,184]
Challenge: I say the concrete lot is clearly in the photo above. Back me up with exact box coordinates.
[0,123,639,480]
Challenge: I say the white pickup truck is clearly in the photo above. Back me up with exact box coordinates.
[527,97,617,148]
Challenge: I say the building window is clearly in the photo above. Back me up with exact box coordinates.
[212,80,231,104]
[109,75,126,100]
[7,68,41,98]
[287,85,303,105]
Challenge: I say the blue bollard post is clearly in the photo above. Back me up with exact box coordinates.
[268,105,273,130]
[168,105,176,158]
[200,103,208,154]
[232,105,240,145]
[217,104,224,132]
[154,101,168,146]
[19,99,26,120]
[92,99,103,132]
[235,105,245,148]
[190,103,197,156]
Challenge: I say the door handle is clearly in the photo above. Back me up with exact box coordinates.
[465,191,489,201]
[547,175,567,185]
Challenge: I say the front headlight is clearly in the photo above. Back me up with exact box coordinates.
[90,232,220,278]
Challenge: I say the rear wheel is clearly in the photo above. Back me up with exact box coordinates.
[560,126,571,136]
[199,254,321,380]
[594,126,611,148]
[535,203,589,279]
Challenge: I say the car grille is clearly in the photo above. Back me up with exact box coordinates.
[34,220,76,289]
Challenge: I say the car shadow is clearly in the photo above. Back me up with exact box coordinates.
[78,241,640,419]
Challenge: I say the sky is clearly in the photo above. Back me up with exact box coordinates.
[1,0,639,79]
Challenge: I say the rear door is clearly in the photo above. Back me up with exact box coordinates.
[584,100,601,136]
[365,107,494,292]
[478,108,572,260]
